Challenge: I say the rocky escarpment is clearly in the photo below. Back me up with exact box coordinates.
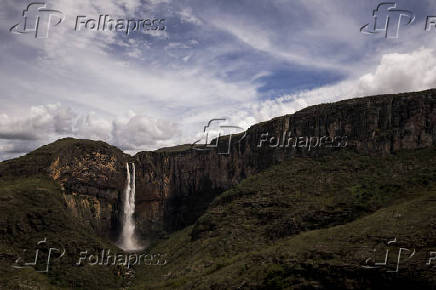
[133,89,436,238]
[1,89,435,242]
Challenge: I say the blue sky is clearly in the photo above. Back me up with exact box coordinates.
[1,0,436,160]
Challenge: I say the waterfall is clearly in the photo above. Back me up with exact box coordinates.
[119,162,140,251]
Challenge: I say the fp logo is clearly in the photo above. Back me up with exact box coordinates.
[11,237,65,273]
[361,2,415,39]
[192,119,247,155]
[10,2,65,39]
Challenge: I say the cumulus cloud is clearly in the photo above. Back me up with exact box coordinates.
[357,48,436,95]
[112,114,180,151]
[0,104,180,160]
[74,112,113,141]
[0,104,75,141]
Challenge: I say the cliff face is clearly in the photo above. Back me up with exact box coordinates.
[1,90,435,241]
[134,89,436,238]
[47,144,128,238]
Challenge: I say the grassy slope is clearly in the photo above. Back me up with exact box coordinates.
[0,176,126,289]
[133,147,436,289]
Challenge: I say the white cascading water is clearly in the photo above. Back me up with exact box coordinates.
[119,163,140,251]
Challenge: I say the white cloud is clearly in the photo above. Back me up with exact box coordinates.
[74,112,113,141]
[112,114,180,150]
[0,104,75,141]
[357,48,436,95]
[0,104,181,159]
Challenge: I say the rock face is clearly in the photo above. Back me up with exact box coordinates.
[133,90,436,238]
[1,89,435,241]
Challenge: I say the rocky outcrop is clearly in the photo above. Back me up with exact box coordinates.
[0,139,129,239]
[1,89,435,242]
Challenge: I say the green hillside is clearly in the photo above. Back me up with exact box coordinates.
[1,145,436,289]
[132,147,436,289]
[0,176,126,289]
